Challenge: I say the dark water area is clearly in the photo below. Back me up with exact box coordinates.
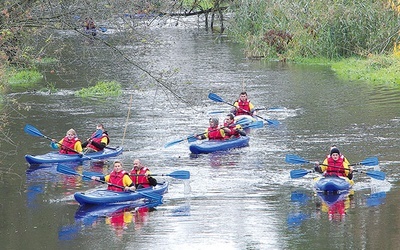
[1,16,400,250]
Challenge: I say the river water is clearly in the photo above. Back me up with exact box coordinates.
[1,16,400,250]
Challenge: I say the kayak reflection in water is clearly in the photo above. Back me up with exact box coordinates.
[315,191,355,221]
[106,205,156,237]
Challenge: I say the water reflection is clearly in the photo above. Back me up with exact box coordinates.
[288,187,389,228]
[58,200,160,240]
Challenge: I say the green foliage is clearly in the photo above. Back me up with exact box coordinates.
[7,69,43,88]
[75,81,122,98]
[229,0,400,60]
[331,55,400,85]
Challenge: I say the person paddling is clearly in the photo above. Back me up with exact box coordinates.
[51,128,82,154]
[91,160,136,192]
[82,123,110,153]
[130,159,157,189]
[222,113,246,139]
[196,118,225,140]
[231,91,257,116]
[314,147,353,180]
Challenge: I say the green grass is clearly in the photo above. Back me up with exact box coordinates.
[75,81,122,98]
[7,69,43,88]
[331,55,400,85]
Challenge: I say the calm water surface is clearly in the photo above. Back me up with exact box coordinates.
[1,17,400,250]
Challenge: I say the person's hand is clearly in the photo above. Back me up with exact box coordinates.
[52,139,56,142]
[125,186,136,191]
[349,166,354,173]
[91,176,99,181]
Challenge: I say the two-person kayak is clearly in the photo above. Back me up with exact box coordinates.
[189,136,250,154]
[74,182,169,206]
[25,147,123,164]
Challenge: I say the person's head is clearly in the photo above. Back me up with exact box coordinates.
[225,114,235,124]
[66,129,77,139]
[239,92,248,101]
[113,160,124,172]
[209,117,219,128]
[133,159,142,170]
[330,148,340,160]
[96,123,105,131]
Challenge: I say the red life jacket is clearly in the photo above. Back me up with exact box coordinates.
[223,122,239,139]
[59,137,80,154]
[130,167,151,188]
[325,157,346,177]
[235,100,251,115]
[208,127,224,140]
[108,170,128,191]
[87,132,109,151]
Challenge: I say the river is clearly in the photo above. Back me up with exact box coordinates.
[1,16,400,250]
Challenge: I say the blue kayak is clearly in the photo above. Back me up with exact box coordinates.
[189,136,250,154]
[25,147,123,164]
[74,182,169,206]
[314,176,354,193]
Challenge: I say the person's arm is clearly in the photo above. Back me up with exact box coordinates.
[146,170,157,186]
[74,141,83,153]
[320,158,328,172]
[123,175,136,191]
[90,140,106,150]
[249,102,256,115]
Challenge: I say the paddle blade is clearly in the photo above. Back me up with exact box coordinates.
[265,119,280,126]
[24,124,44,137]
[359,157,379,166]
[243,120,264,129]
[208,93,225,103]
[57,164,78,176]
[365,170,385,180]
[285,154,311,164]
[167,170,190,179]
[82,171,104,180]
[164,138,185,148]
[290,169,311,179]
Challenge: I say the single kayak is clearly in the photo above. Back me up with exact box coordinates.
[74,182,169,206]
[234,115,257,125]
[314,176,354,193]
[189,136,250,154]
[25,147,123,164]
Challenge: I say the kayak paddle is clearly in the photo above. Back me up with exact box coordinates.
[56,164,163,201]
[83,170,190,180]
[207,93,280,126]
[131,170,190,180]
[285,154,379,167]
[287,154,384,180]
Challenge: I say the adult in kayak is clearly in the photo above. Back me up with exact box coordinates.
[314,147,354,179]
[51,128,82,154]
[82,123,110,153]
[196,118,225,140]
[230,91,257,116]
[130,159,157,189]
[91,160,136,192]
[222,113,246,139]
